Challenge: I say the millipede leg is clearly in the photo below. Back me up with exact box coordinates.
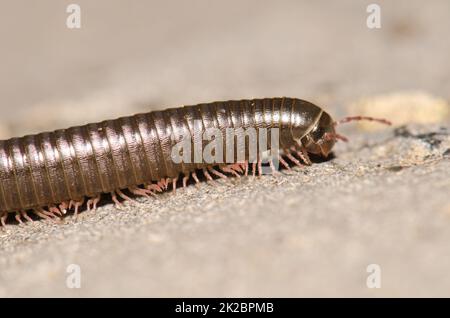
[296,147,312,165]
[49,205,63,216]
[244,160,249,176]
[21,210,33,223]
[110,192,121,209]
[116,189,136,205]
[221,166,240,178]
[69,199,85,218]
[157,178,170,190]
[269,159,280,175]
[203,168,214,181]
[257,159,262,176]
[134,187,148,198]
[192,172,200,184]
[43,208,61,219]
[182,173,190,188]
[252,162,257,177]
[0,212,7,227]
[230,163,243,174]
[32,208,53,221]
[15,212,23,224]
[286,153,303,168]
[87,194,101,211]
[279,156,291,170]
[172,178,178,193]
[129,186,156,198]
[208,167,227,179]
[146,183,163,193]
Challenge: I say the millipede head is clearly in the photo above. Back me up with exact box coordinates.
[303,112,337,157]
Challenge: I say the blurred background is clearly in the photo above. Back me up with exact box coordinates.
[1,0,448,137]
[0,0,449,297]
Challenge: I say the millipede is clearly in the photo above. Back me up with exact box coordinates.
[0,97,391,226]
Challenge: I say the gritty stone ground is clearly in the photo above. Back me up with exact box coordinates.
[1,125,449,297]
[0,1,449,297]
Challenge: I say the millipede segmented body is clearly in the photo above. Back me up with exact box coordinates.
[0,97,390,225]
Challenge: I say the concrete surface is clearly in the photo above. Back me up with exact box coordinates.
[0,0,449,297]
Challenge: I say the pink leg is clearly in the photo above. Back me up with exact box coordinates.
[15,212,23,224]
[157,179,169,190]
[0,212,7,227]
[116,189,136,205]
[295,147,312,165]
[269,159,280,175]
[87,194,101,211]
[111,191,123,209]
[244,160,249,176]
[230,163,243,174]
[33,208,54,221]
[286,153,303,168]
[257,160,262,176]
[279,156,291,170]
[160,178,170,190]
[21,210,33,223]
[70,199,85,218]
[252,162,257,177]
[182,173,190,188]
[43,208,61,219]
[172,178,178,193]
[221,166,240,178]
[146,183,163,193]
[208,167,227,179]
[203,168,214,181]
[192,172,200,184]
[49,205,63,216]
[129,186,156,198]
